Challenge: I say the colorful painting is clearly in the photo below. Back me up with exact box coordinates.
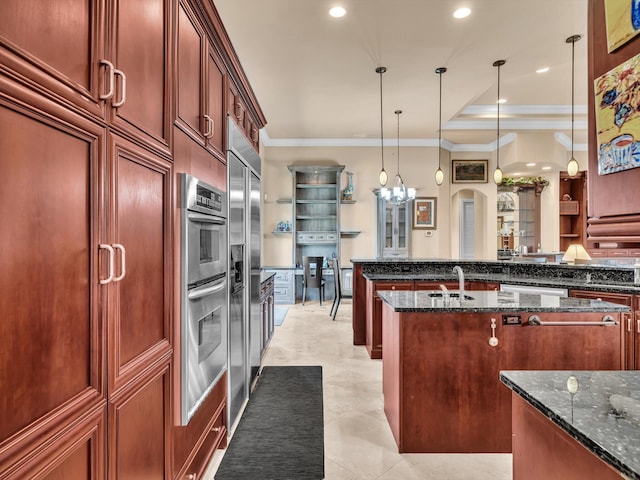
[594,53,640,175]
[604,0,640,52]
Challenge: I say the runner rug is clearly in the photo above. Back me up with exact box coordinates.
[215,365,324,479]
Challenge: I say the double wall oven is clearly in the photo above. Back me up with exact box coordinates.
[179,174,228,425]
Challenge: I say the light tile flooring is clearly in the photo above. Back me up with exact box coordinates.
[205,300,512,480]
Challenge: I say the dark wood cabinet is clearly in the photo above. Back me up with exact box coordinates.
[0,0,106,120]
[107,0,172,155]
[559,171,587,251]
[366,280,414,359]
[382,307,623,453]
[0,77,106,480]
[176,1,227,159]
[571,289,638,370]
[0,0,266,478]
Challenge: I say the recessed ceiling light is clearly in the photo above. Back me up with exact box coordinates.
[536,67,550,74]
[453,7,471,19]
[496,98,507,104]
[526,163,536,167]
[542,166,552,170]
[329,6,346,17]
[512,172,522,176]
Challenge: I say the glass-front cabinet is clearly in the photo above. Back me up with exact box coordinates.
[377,192,411,258]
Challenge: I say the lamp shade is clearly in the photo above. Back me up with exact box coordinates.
[562,244,592,264]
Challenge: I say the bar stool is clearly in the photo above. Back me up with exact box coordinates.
[329,258,342,321]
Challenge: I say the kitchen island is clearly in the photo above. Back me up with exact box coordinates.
[500,370,640,480]
[379,289,630,453]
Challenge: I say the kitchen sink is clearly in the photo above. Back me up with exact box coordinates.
[427,292,475,300]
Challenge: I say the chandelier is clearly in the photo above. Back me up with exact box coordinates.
[381,109,416,203]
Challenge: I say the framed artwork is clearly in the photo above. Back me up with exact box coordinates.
[452,159,488,183]
[594,52,640,175]
[604,0,640,52]
[413,197,437,229]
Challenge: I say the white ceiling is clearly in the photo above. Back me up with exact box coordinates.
[214,0,589,152]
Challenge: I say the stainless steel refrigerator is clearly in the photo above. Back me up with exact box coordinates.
[227,118,262,432]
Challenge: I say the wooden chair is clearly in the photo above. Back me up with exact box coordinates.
[329,258,342,321]
[302,256,325,306]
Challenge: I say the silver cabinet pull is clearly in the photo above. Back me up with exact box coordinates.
[99,244,115,284]
[488,318,499,347]
[112,69,127,107]
[113,243,126,282]
[99,60,115,100]
[528,314,618,327]
[203,114,214,138]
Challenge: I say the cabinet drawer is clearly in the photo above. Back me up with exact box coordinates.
[182,406,226,480]
[559,200,579,215]
[267,270,293,283]
[326,232,338,242]
[315,233,326,241]
[273,285,295,304]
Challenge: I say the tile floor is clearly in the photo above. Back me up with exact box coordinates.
[205,300,512,479]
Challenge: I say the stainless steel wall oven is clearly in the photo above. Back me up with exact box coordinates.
[180,173,228,425]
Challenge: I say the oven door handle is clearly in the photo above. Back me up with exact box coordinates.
[188,212,225,225]
[188,280,226,300]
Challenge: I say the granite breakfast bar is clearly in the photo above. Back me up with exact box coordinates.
[378,289,630,453]
[500,370,640,480]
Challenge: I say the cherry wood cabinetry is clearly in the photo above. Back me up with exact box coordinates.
[0,77,106,480]
[570,289,639,370]
[1,1,266,478]
[559,171,587,251]
[107,0,172,155]
[511,394,624,480]
[366,280,414,359]
[176,0,226,158]
[0,0,106,120]
[0,73,173,479]
[382,307,623,453]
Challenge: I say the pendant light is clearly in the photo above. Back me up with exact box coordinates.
[493,59,506,185]
[388,110,416,204]
[566,34,581,177]
[376,67,388,186]
[435,67,447,186]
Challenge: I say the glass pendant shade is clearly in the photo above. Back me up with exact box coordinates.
[376,67,388,186]
[493,60,506,185]
[435,67,447,186]
[566,35,581,177]
[493,166,504,185]
[378,169,388,186]
[566,157,579,177]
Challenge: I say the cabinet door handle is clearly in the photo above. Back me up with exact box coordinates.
[112,69,127,108]
[203,114,214,138]
[99,244,115,284]
[99,60,115,100]
[113,243,126,282]
[186,474,196,480]
[637,319,640,334]
[627,315,633,332]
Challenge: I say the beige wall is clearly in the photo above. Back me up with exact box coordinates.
[260,132,588,266]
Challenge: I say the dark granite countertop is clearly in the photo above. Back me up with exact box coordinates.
[352,258,640,295]
[377,290,631,313]
[500,370,640,480]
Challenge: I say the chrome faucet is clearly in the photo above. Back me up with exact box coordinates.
[453,266,465,300]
